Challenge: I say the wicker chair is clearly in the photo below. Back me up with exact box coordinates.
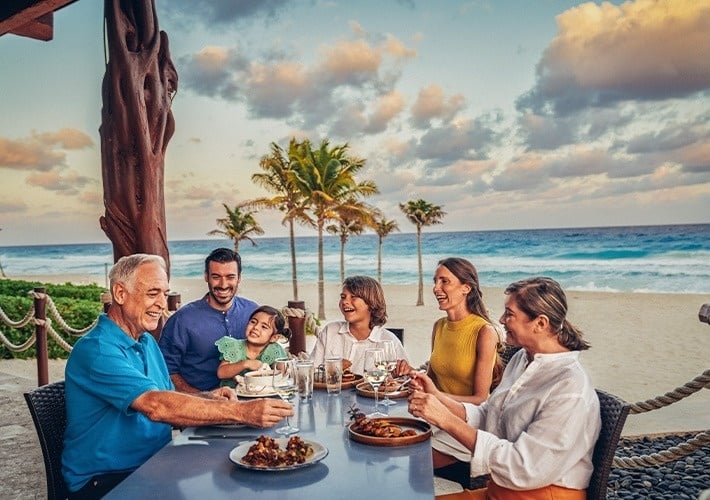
[389,327,404,344]
[24,380,69,500]
[587,389,630,499]
[498,343,522,367]
[436,388,631,499]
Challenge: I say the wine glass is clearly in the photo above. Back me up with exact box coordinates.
[363,348,387,417]
[272,358,299,435]
[378,340,398,407]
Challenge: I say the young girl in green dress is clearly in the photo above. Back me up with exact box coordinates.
[215,305,290,388]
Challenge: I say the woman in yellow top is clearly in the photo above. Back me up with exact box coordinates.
[427,257,500,403]
[397,257,500,401]
[397,257,501,488]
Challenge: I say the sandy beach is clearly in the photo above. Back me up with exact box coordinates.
[2,275,708,436]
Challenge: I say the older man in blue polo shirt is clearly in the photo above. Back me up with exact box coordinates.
[62,254,291,499]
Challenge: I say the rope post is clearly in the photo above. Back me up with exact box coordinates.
[167,292,181,311]
[101,290,112,313]
[34,287,48,387]
[287,300,306,356]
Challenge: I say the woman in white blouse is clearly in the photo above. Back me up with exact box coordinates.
[408,277,601,499]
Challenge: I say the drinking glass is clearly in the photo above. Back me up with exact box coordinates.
[378,340,398,406]
[363,348,387,417]
[324,356,343,394]
[296,360,314,402]
[272,358,299,435]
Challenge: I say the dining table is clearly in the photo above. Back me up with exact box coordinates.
[104,383,435,499]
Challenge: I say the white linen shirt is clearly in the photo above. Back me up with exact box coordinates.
[463,349,601,490]
[309,320,410,374]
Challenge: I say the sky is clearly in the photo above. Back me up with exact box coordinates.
[0,0,709,246]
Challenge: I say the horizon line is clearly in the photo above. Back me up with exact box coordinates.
[0,221,708,249]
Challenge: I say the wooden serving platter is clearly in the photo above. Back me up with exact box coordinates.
[348,417,431,447]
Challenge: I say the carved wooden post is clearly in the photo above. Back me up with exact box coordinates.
[167,292,181,312]
[34,287,48,387]
[99,0,177,273]
[287,300,306,356]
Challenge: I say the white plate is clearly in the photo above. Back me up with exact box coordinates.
[236,386,278,398]
[229,438,328,471]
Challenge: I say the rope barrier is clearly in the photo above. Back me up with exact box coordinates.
[46,321,75,353]
[610,370,710,468]
[613,430,710,468]
[0,330,36,351]
[628,370,710,414]
[0,302,35,328]
[32,291,99,336]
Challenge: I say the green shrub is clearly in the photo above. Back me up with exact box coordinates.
[0,280,104,360]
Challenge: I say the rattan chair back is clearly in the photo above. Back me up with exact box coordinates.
[24,380,69,500]
[587,389,630,499]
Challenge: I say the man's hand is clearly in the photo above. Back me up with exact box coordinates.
[208,387,236,400]
[238,399,294,428]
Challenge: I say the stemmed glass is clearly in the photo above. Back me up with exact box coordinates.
[378,340,398,407]
[272,358,299,435]
[363,348,387,417]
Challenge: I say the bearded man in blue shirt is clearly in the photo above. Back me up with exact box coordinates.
[159,248,259,392]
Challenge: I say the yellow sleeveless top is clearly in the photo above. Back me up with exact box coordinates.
[429,314,490,395]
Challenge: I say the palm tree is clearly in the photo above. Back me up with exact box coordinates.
[326,200,374,283]
[399,199,446,306]
[373,213,400,283]
[290,139,378,319]
[250,139,312,300]
[207,203,265,253]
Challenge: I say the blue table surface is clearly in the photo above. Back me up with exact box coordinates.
[105,387,435,499]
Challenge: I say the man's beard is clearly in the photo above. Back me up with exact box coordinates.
[209,286,235,305]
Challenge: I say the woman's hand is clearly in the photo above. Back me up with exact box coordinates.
[407,370,437,393]
[408,389,451,428]
[393,359,413,377]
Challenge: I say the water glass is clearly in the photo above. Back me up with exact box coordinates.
[296,360,314,402]
[272,358,299,435]
[324,356,343,394]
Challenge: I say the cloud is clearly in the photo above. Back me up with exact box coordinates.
[0,200,27,213]
[26,169,94,195]
[179,29,417,133]
[163,0,294,28]
[0,128,93,171]
[415,114,500,163]
[626,123,702,154]
[363,91,406,134]
[36,128,94,149]
[516,0,710,116]
[410,85,466,129]
[517,112,576,151]
[179,46,250,100]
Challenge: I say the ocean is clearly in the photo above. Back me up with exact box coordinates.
[0,224,708,294]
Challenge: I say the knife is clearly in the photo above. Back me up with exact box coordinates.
[188,434,259,440]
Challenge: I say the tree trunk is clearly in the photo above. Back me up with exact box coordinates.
[99,0,177,274]
[339,235,346,284]
[416,226,424,306]
[377,235,383,283]
[289,218,299,300]
[317,220,325,320]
